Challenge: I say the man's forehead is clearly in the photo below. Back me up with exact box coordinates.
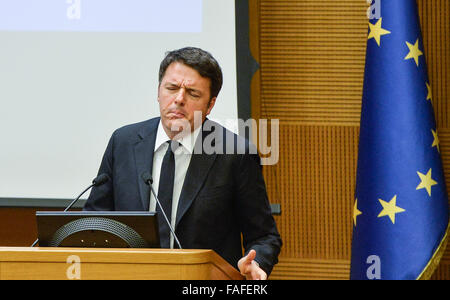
[162,62,210,87]
[165,77,196,86]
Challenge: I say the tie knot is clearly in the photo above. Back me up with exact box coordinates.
[167,140,181,153]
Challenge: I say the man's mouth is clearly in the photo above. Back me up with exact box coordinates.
[167,111,186,119]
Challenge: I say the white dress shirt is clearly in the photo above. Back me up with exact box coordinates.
[150,120,202,248]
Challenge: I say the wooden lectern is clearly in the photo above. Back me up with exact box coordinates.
[0,247,244,280]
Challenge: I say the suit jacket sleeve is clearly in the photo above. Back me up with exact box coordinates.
[236,150,282,275]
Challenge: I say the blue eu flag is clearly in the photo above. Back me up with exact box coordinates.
[350,0,449,280]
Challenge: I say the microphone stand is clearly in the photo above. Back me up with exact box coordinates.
[142,174,182,249]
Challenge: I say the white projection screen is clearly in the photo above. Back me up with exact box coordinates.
[0,0,238,201]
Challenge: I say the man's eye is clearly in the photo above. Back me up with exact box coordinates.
[188,90,200,98]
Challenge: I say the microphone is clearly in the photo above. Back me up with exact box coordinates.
[30,173,110,247]
[141,171,182,249]
[64,173,110,212]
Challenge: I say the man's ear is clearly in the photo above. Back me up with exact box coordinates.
[206,97,217,115]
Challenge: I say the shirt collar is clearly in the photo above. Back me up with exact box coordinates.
[155,120,202,154]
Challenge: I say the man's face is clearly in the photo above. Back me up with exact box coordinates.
[158,62,216,139]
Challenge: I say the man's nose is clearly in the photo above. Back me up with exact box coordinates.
[174,88,186,105]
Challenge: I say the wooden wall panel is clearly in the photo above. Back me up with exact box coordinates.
[0,208,38,247]
[418,0,450,128]
[0,207,74,247]
[258,0,367,126]
[269,258,349,280]
[267,125,358,260]
[252,0,450,279]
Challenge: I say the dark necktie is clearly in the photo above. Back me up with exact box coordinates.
[157,140,178,248]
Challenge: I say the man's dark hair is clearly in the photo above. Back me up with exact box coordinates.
[159,47,223,99]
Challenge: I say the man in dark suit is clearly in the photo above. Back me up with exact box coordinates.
[84,47,281,279]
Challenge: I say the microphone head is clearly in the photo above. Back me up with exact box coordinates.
[92,173,110,186]
[141,171,153,185]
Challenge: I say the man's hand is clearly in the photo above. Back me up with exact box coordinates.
[237,249,267,280]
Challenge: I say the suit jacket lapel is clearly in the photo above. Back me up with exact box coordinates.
[175,119,219,227]
[134,118,159,211]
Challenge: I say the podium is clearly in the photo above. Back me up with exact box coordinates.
[0,247,244,280]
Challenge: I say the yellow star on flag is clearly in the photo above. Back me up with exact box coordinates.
[377,195,405,224]
[353,198,362,227]
[368,18,391,47]
[426,82,432,101]
[432,129,440,153]
[416,168,438,197]
[404,39,423,66]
